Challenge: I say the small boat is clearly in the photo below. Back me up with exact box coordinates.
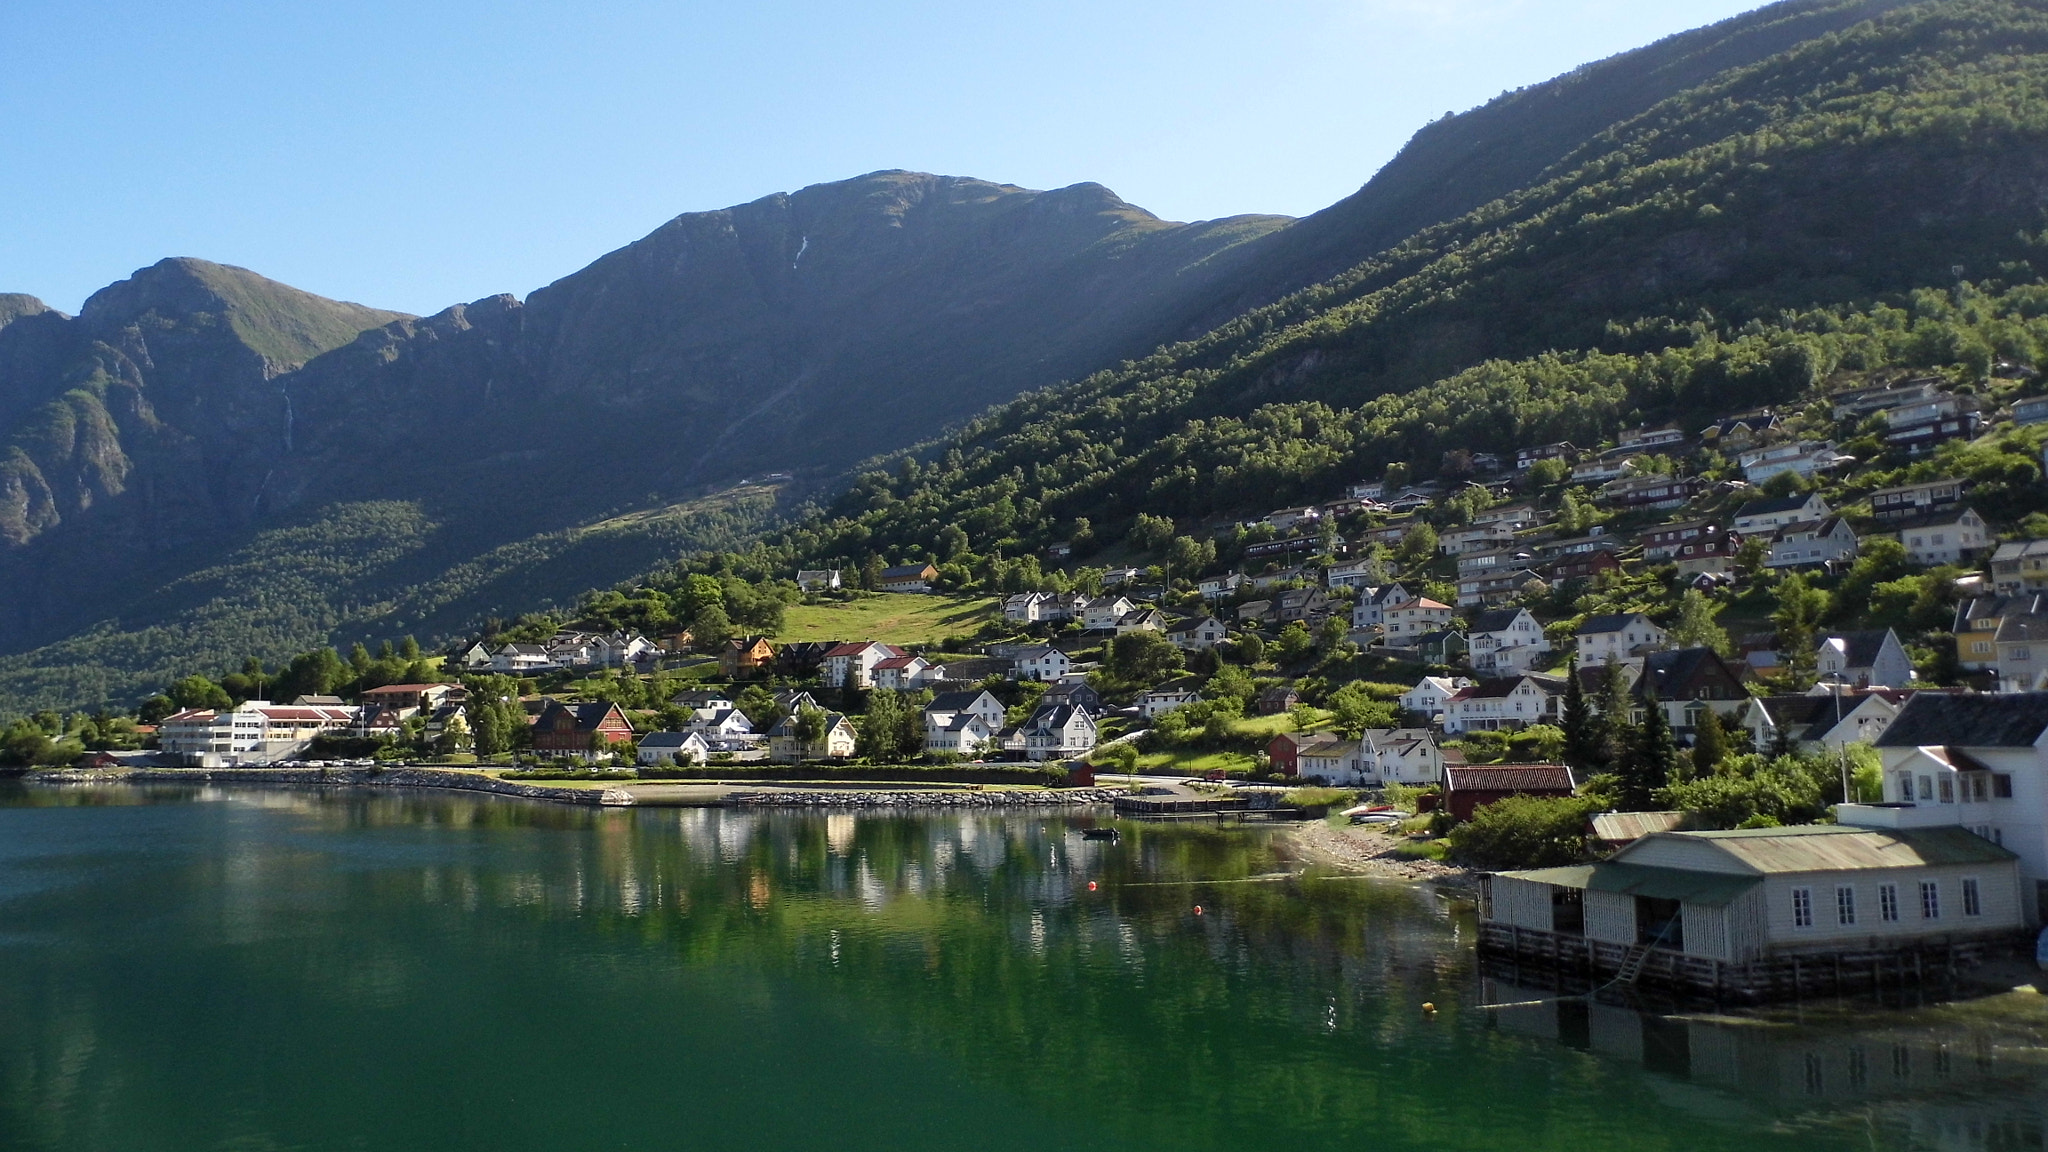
[1080,827,1121,841]
[1342,804,1413,826]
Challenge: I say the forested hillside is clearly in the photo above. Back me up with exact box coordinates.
[743,0,2048,571]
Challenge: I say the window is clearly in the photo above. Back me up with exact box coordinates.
[1921,881,1941,920]
[1919,776,1934,801]
[1940,777,1955,804]
[1963,878,1982,917]
[1881,884,1900,922]
[1996,774,2014,798]
[1897,772,1915,801]
[2017,647,2033,661]
[1837,886,1857,926]
[1792,887,1814,928]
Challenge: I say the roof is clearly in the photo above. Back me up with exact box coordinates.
[1590,810,1687,844]
[1459,675,1564,700]
[879,563,937,579]
[1746,694,1857,741]
[1881,507,1980,530]
[1444,764,1575,792]
[1502,863,1760,908]
[1576,612,1650,635]
[1467,608,1526,633]
[1635,824,2017,872]
[1996,614,2048,644]
[1393,597,1452,611]
[1636,647,1741,699]
[926,690,995,712]
[871,655,923,670]
[1819,629,1896,669]
[361,683,447,695]
[1993,539,2048,561]
[639,732,704,749]
[1735,493,1820,518]
[1875,692,2048,748]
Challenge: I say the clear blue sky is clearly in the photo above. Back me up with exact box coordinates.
[3,0,1767,317]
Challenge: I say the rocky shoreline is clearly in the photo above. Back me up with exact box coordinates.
[723,788,1121,808]
[20,767,1120,810]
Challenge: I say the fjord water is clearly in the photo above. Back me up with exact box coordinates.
[0,787,2041,1152]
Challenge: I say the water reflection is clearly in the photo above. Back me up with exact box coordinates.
[0,784,2044,1152]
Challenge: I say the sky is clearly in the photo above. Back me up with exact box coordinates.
[3,0,1768,317]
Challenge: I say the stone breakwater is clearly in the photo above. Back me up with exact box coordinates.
[726,788,1121,808]
[29,767,606,806]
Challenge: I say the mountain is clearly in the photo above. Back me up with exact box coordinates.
[774,0,2048,564]
[0,176,1290,712]
[8,0,2045,716]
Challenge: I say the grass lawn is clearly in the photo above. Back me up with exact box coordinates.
[779,594,997,647]
[1134,749,1261,774]
[1230,709,1327,738]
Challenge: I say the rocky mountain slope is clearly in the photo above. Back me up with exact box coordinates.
[0,176,1291,711]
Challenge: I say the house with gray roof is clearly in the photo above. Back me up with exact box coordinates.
[1869,692,2048,885]
[1815,629,1913,689]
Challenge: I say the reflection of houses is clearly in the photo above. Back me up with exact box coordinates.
[1481,824,2023,999]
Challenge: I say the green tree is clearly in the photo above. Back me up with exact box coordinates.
[1328,682,1396,736]
[1233,633,1266,666]
[793,706,830,756]
[1691,706,1730,778]
[1560,659,1601,773]
[1772,573,1830,687]
[691,604,735,650]
[1616,694,1680,810]
[1667,590,1730,655]
[1274,623,1313,663]
[167,675,232,710]
[1446,796,1599,869]
[1109,631,1184,684]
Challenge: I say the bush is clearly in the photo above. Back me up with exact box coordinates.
[1446,795,1600,870]
[1282,786,1357,812]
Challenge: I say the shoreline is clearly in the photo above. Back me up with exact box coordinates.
[17,767,1121,810]
[1281,820,1475,885]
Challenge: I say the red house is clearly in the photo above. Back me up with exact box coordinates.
[530,701,635,758]
[1441,763,1577,821]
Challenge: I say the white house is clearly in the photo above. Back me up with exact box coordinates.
[1400,676,1470,722]
[768,711,858,762]
[1441,675,1565,734]
[1732,492,1831,536]
[870,654,935,691]
[1816,629,1914,689]
[1382,597,1456,648]
[1165,616,1228,652]
[1869,694,2048,885]
[1198,573,1247,601]
[1440,522,1518,557]
[1301,728,1445,786]
[1880,506,1990,566]
[638,731,711,766]
[1574,613,1668,665]
[1021,703,1097,761]
[1117,608,1170,635]
[1739,440,1854,484]
[1009,646,1073,682]
[1136,679,1204,718]
[1004,592,1052,623]
[1467,607,1550,676]
[1083,596,1137,631]
[923,691,1008,754]
[1323,558,1385,590]
[1735,692,1901,754]
[796,569,843,592]
[1766,516,1859,569]
[686,704,755,738]
[1351,583,1413,631]
[459,642,494,671]
[489,643,558,674]
[820,641,907,689]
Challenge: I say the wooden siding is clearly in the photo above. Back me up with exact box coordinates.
[1755,863,2024,950]
[1682,903,1730,961]
[1488,876,1558,931]
[1585,890,1635,944]
[1727,887,1769,962]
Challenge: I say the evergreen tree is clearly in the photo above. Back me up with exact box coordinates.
[1560,658,1601,772]
[1691,706,1729,778]
[1595,654,1635,769]
[1618,692,1680,810]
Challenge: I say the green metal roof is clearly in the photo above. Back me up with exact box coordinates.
[1667,824,2017,871]
[1498,863,1761,907]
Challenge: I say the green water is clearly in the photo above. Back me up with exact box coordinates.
[1,786,2043,1151]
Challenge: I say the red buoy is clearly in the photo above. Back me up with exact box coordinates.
[1087,881,1098,891]
[1193,905,1204,915]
